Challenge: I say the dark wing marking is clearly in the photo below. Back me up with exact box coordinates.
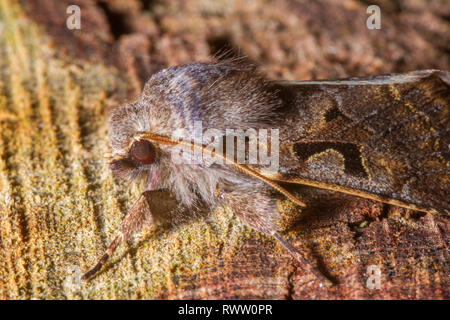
[292,141,369,178]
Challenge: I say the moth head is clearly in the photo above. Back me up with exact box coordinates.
[108,136,157,182]
[107,98,226,207]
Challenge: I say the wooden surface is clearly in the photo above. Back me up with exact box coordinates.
[0,0,448,299]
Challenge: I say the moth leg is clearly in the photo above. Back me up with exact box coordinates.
[271,232,333,287]
[222,184,333,286]
[82,190,155,280]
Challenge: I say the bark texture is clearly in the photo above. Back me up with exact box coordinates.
[0,0,448,299]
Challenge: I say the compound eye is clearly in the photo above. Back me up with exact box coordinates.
[130,140,154,165]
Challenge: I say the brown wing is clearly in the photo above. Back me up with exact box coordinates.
[259,70,449,215]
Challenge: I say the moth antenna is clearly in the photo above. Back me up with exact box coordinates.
[138,133,307,207]
[272,232,334,287]
[82,233,123,280]
[271,176,439,214]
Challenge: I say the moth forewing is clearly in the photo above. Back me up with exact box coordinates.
[267,70,450,216]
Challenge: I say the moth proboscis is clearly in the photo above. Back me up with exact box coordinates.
[82,62,449,287]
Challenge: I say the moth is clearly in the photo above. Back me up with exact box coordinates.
[82,61,449,285]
